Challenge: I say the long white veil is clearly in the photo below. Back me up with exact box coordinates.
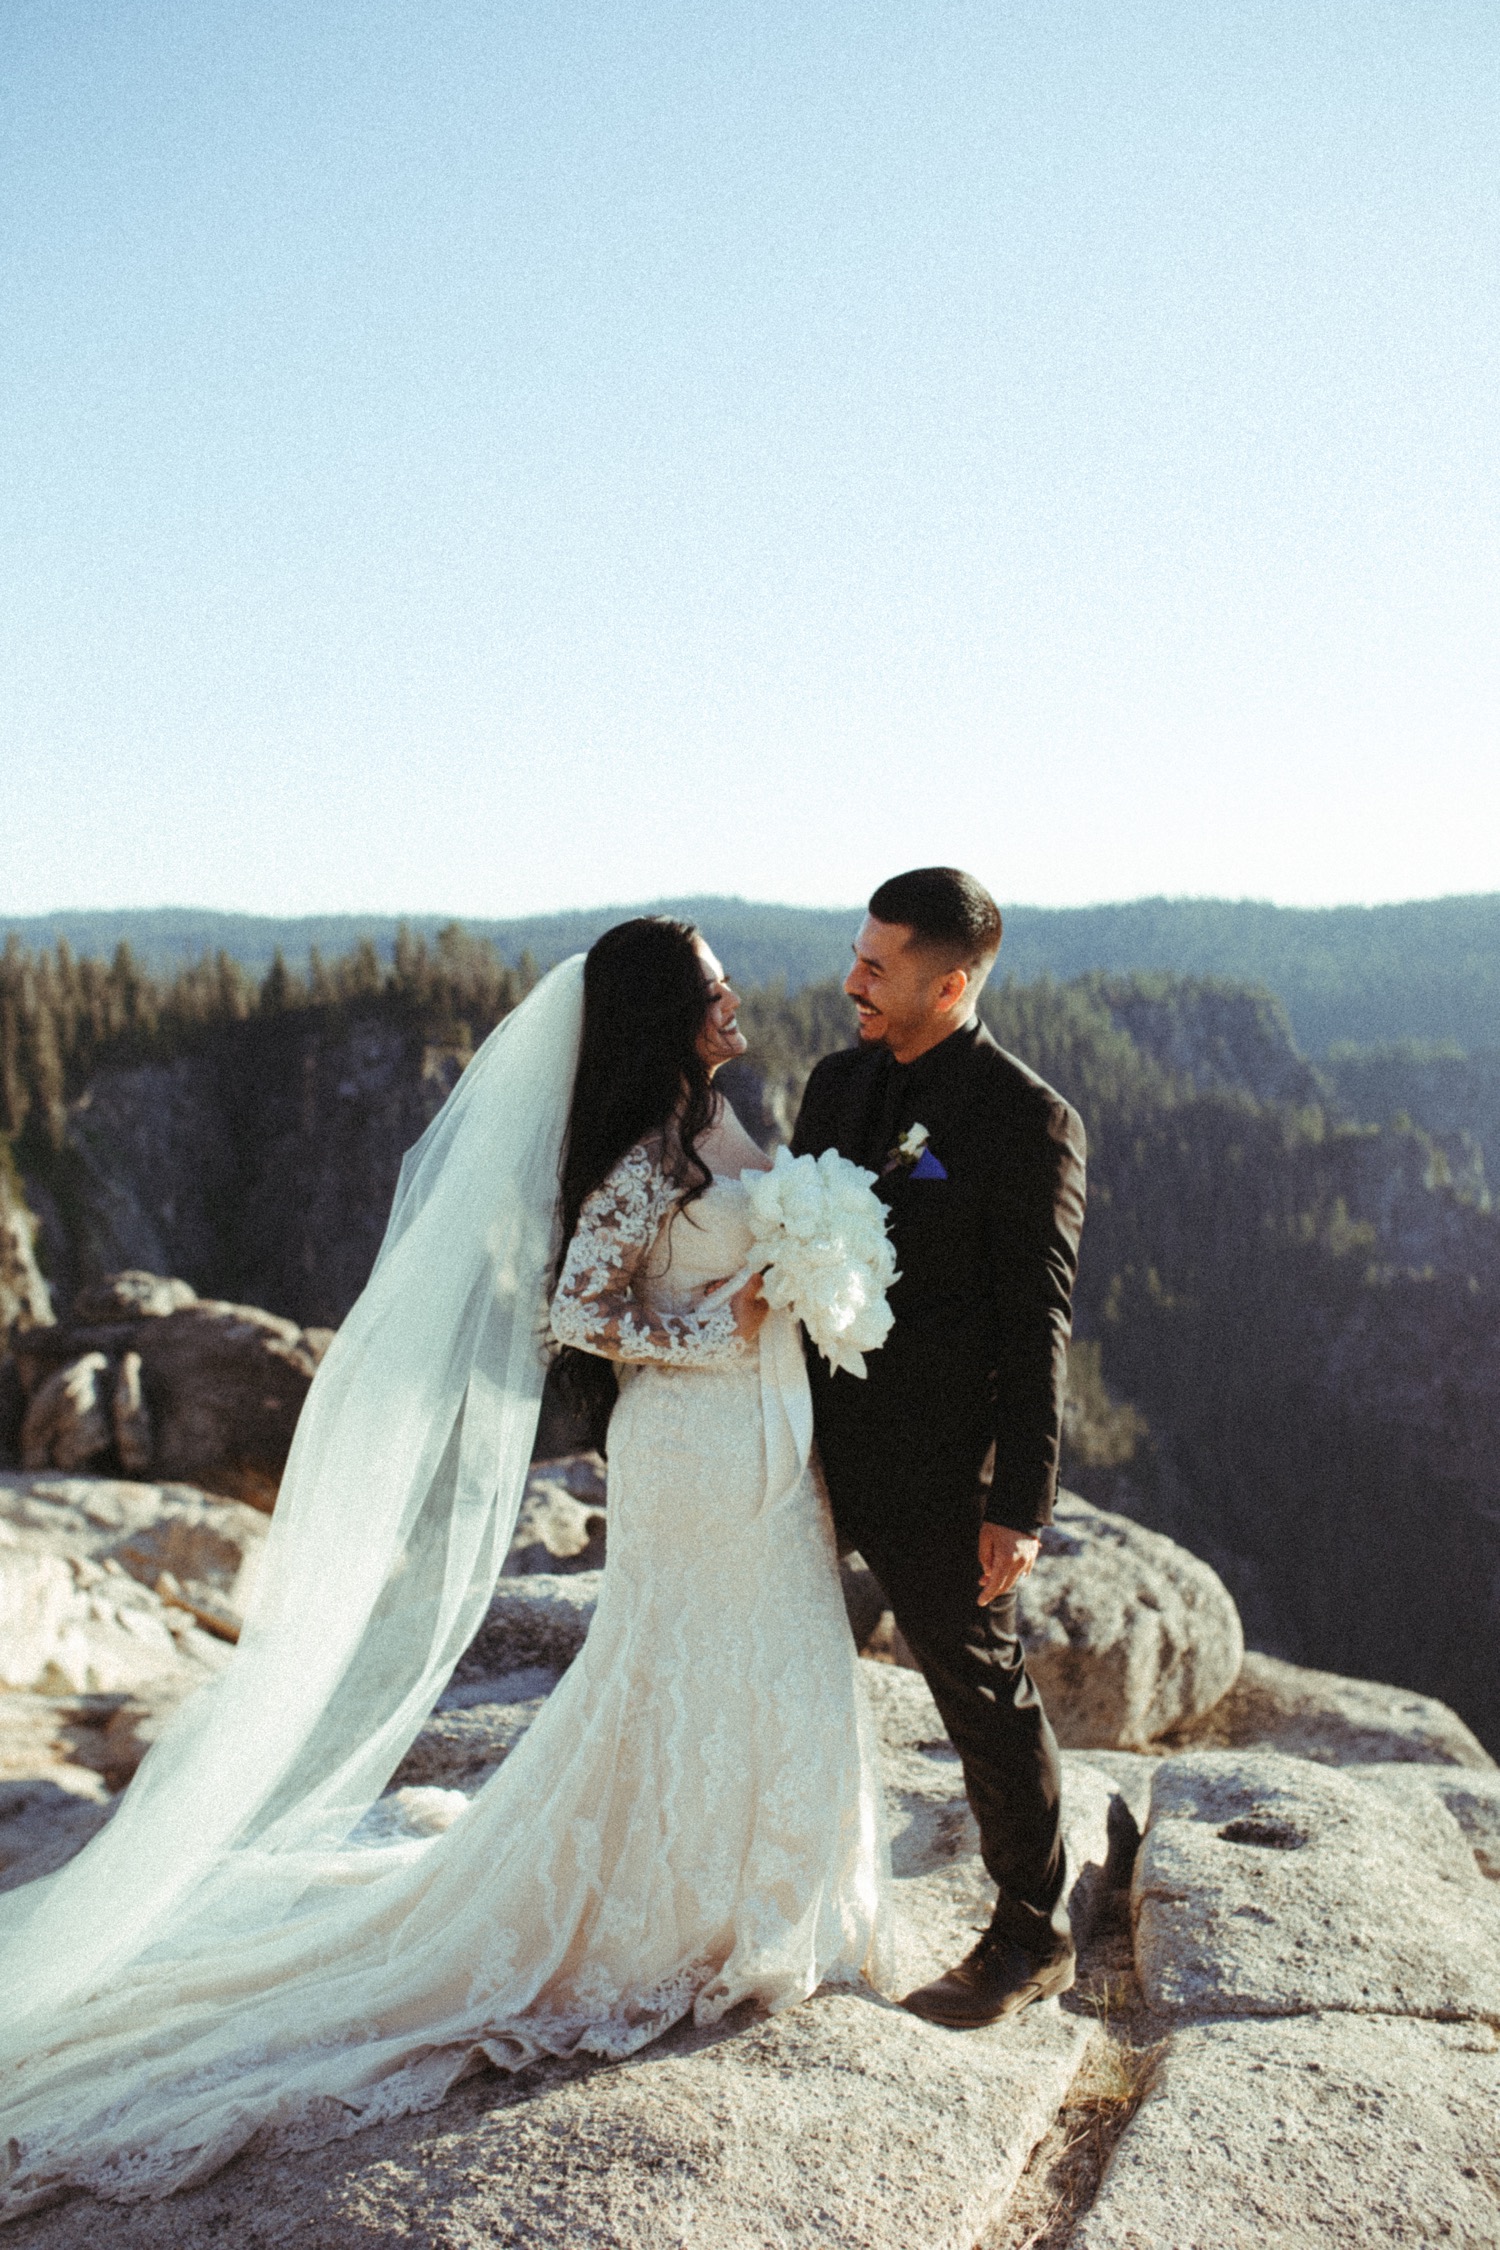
[0,953,587,2046]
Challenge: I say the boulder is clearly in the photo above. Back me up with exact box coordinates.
[502,1458,607,1576]
[0,1471,268,1633]
[72,1272,199,1322]
[1163,1647,1495,1769]
[0,1472,253,1696]
[0,1538,229,1696]
[20,1355,114,1472]
[840,1495,1244,1739]
[454,1572,603,1684]
[14,1295,332,1505]
[1072,2013,1500,2250]
[1017,1491,1244,1750]
[1132,1749,1500,2026]
[121,1299,329,1507]
[111,1351,152,1475]
[392,1667,561,1792]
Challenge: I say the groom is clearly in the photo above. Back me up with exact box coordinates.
[791,867,1086,2026]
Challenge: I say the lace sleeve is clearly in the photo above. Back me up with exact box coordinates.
[549,1143,745,1367]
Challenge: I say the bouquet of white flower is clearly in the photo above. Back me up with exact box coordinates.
[741,1145,898,1378]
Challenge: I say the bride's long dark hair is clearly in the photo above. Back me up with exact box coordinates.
[551,915,720,1442]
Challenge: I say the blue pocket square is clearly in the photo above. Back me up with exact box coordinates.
[910,1147,948,1180]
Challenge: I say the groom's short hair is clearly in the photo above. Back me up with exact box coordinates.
[868,868,1003,976]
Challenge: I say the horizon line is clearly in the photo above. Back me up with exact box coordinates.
[7,887,1500,926]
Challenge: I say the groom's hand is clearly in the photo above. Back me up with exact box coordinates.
[978,1523,1041,1605]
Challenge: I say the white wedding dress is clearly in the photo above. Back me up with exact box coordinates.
[0,1131,888,2217]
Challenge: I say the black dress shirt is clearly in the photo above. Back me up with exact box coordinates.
[790,1016,1087,1533]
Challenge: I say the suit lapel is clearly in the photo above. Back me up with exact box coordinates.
[825,1048,897,1175]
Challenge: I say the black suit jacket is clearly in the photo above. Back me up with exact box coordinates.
[790,1017,1086,1533]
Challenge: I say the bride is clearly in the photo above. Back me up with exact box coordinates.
[0,917,889,2219]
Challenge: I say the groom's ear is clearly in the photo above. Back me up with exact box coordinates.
[932,963,972,1015]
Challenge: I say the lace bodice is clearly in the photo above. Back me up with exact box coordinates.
[549,1139,751,1368]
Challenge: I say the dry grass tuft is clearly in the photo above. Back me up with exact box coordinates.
[982,1929,1165,2250]
[986,2024,1162,2250]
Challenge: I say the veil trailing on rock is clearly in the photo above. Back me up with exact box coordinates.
[0,953,587,2045]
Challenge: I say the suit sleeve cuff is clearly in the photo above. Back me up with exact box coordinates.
[983,1488,1054,1535]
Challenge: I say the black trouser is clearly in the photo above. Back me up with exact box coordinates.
[818,1417,1070,1960]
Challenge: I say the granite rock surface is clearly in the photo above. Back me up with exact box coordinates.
[6,1461,1499,2246]
[1165,1646,1495,1768]
[1072,2012,1500,2250]
[1133,1748,1500,2026]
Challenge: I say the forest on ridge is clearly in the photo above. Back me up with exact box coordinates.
[9,890,1500,1054]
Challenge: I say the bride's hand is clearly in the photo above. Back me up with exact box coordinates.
[729,1272,769,1341]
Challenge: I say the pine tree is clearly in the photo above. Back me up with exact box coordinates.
[261,950,294,1014]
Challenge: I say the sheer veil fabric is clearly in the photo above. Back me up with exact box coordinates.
[0,952,890,2217]
[0,955,588,2053]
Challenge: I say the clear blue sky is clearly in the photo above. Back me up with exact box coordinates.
[4,0,1498,919]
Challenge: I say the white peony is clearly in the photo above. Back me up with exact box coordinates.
[742,1146,898,1378]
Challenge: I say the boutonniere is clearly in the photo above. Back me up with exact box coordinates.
[882,1122,931,1178]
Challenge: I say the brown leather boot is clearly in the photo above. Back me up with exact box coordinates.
[900,1928,1076,2029]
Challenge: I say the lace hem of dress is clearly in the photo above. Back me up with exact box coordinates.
[0,1959,821,2219]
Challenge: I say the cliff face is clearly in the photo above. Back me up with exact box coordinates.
[1062,1089,1500,1754]
[60,1056,234,1306]
[1088,977,1329,1110]
[213,1017,464,1327]
[28,1014,461,1329]
[1325,1042,1500,1197]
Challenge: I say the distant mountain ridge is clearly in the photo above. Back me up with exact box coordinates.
[6,892,1500,1054]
